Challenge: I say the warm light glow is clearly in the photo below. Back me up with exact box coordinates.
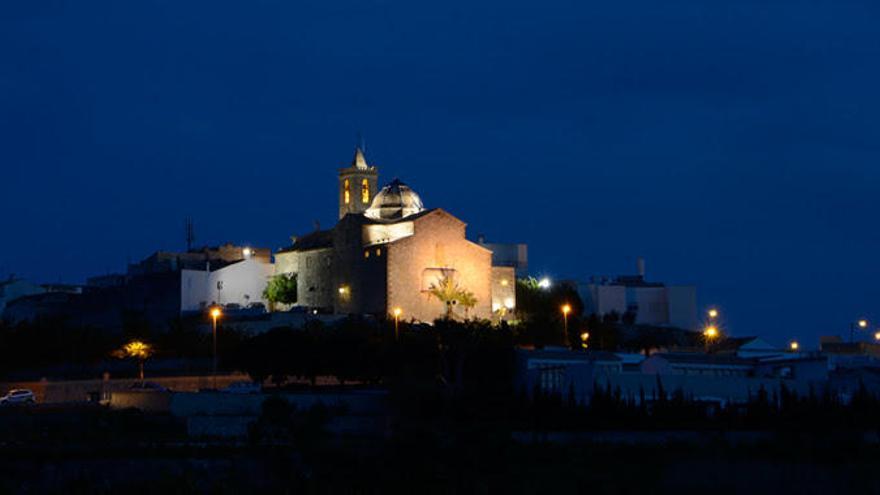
[561,304,571,315]
[210,307,222,319]
[344,179,351,204]
[708,309,718,319]
[859,319,868,328]
[242,247,253,258]
[580,332,589,341]
[704,325,718,338]
[874,331,880,341]
[500,279,508,286]
[122,340,152,359]
[790,341,799,351]
[504,297,515,309]
[338,286,349,295]
[361,178,370,204]
[393,307,402,318]
[538,278,551,289]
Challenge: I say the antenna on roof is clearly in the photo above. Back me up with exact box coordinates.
[185,217,195,251]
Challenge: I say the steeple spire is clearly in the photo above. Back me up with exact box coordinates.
[352,146,368,169]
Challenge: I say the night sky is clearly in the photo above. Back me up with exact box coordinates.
[2,1,879,347]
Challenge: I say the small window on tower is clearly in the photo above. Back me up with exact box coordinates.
[375,248,382,256]
[361,179,370,204]
[344,179,351,204]
[364,250,370,258]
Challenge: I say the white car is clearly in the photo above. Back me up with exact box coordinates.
[222,381,261,394]
[0,389,36,405]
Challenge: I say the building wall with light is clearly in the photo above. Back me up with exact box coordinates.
[333,214,388,315]
[272,146,521,321]
[491,266,516,319]
[385,210,494,322]
[180,258,274,311]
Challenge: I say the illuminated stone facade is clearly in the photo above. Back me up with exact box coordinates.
[275,147,516,322]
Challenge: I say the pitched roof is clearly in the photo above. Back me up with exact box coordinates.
[277,229,334,253]
[352,147,368,169]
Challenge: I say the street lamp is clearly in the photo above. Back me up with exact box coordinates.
[874,331,880,342]
[703,325,718,352]
[538,278,551,289]
[789,341,799,352]
[561,304,572,347]
[210,307,222,388]
[392,307,402,340]
[850,319,869,343]
[708,308,718,319]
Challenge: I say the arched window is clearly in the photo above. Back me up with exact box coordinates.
[361,179,370,204]
[343,179,350,204]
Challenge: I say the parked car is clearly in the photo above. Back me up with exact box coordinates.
[128,382,169,392]
[222,381,261,394]
[224,303,242,310]
[0,389,36,405]
[247,302,266,311]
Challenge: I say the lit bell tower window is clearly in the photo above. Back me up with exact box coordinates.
[361,178,370,204]
[344,179,351,204]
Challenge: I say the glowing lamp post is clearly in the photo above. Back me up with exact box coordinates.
[703,325,719,352]
[561,304,572,347]
[789,341,799,352]
[708,308,718,320]
[392,307,402,340]
[210,307,222,388]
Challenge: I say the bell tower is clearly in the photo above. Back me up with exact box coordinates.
[338,147,378,219]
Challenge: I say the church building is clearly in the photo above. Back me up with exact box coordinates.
[275,148,516,322]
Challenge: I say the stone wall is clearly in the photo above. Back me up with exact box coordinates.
[293,248,334,310]
[333,215,387,315]
[386,210,493,322]
[274,251,298,276]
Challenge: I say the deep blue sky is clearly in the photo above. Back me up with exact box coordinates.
[2,0,879,347]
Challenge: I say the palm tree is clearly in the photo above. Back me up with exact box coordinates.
[427,274,478,320]
[113,340,155,381]
[458,290,478,318]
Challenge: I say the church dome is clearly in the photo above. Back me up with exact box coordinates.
[364,179,425,220]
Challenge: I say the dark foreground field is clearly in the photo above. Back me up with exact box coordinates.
[2,440,880,494]
[0,406,878,494]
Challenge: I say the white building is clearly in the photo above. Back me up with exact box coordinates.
[181,258,275,312]
[577,258,697,330]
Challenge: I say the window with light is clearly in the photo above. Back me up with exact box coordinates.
[361,179,370,204]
